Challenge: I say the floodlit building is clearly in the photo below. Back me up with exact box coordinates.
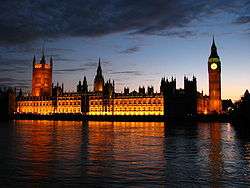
[16,38,221,116]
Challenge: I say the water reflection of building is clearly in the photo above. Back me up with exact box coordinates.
[12,120,166,184]
[13,120,83,183]
[16,38,223,116]
[13,120,54,181]
[195,122,223,186]
[86,121,165,182]
[209,123,223,186]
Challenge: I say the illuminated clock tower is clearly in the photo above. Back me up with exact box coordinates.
[208,37,222,113]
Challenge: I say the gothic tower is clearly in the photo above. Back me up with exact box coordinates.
[184,76,197,115]
[77,76,88,93]
[208,37,222,113]
[32,51,53,97]
[94,58,104,92]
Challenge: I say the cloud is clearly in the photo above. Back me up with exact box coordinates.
[231,1,250,27]
[0,0,248,44]
[54,67,87,73]
[234,16,250,24]
[54,58,112,74]
[82,62,97,68]
[119,46,140,54]
[80,59,112,68]
[0,77,17,83]
[53,57,78,62]
[0,57,32,75]
[136,30,196,38]
[0,77,30,88]
[110,70,142,76]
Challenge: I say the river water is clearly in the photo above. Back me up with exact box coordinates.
[0,120,249,187]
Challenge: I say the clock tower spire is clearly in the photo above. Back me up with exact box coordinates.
[208,37,222,113]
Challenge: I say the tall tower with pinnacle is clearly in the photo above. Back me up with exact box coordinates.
[32,49,53,97]
[94,58,104,92]
[208,37,222,113]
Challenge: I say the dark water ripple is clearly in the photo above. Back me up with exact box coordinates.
[0,120,249,187]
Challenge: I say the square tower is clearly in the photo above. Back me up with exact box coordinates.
[32,53,53,97]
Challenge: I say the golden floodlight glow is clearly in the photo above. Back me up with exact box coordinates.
[211,63,218,70]
[17,93,209,116]
[88,96,164,116]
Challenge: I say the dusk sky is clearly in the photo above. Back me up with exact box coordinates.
[0,0,249,100]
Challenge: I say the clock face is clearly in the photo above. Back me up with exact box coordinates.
[211,63,218,70]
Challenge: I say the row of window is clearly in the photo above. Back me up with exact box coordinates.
[56,108,81,113]
[57,101,81,106]
[90,100,163,105]
[58,97,80,100]
[90,107,163,111]
[19,108,52,113]
[18,101,81,106]
[18,107,81,113]
[88,112,164,115]
[18,99,163,107]
[19,102,52,106]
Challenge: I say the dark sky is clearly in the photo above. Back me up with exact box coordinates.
[0,0,249,100]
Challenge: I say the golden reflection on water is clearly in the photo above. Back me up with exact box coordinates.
[197,122,250,186]
[86,121,165,178]
[13,120,165,183]
[197,123,224,186]
[209,123,223,185]
[9,120,249,186]
[13,120,83,182]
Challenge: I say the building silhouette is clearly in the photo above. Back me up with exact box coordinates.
[15,38,222,117]
[232,89,250,131]
[0,87,16,120]
[160,76,199,117]
[77,76,88,94]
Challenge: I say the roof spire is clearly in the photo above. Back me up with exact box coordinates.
[50,56,53,67]
[42,45,45,56]
[33,55,36,65]
[83,76,87,84]
[40,41,46,64]
[97,57,102,75]
[209,36,219,58]
[40,45,46,64]
[212,35,216,48]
